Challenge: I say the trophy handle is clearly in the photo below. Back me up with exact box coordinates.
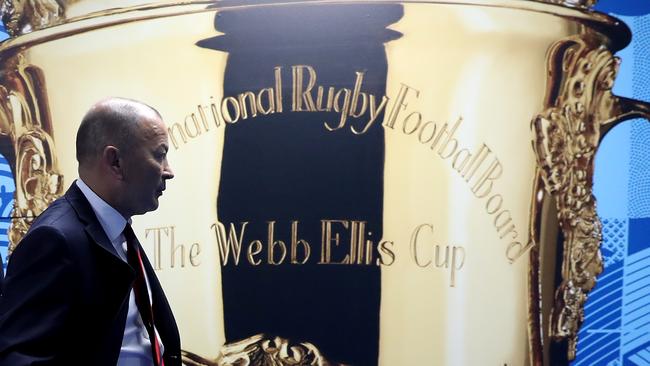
[530,35,650,364]
[600,96,650,135]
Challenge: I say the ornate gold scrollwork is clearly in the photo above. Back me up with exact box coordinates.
[0,0,64,37]
[10,128,63,246]
[531,35,622,359]
[542,0,598,9]
[0,53,63,253]
[182,334,343,366]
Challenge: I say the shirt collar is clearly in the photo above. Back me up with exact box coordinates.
[76,178,128,243]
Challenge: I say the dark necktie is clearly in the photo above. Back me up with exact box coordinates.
[124,224,165,366]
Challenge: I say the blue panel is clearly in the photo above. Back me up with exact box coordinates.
[574,234,624,365]
[595,124,630,218]
[629,219,650,256]
[0,154,14,270]
[596,0,650,16]
[621,247,650,365]
[628,15,650,219]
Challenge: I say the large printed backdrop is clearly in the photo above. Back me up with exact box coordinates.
[0,2,649,365]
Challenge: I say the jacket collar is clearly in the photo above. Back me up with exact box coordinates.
[64,181,125,264]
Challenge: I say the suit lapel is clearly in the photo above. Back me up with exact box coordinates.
[65,181,135,281]
[65,183,131,270]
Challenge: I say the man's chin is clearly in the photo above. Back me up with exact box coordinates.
[132,201,160,216]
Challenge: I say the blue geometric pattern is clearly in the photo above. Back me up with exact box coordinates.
[573,219,650,366]
[0,154,14,271]
[573,219,625,366]
[628,118,650,219]
[1,18,12,271]
[622,248,650,365]
[622,13,650,366]
[601,219,628,267]
[629,346,650,366]
[628,14,650,219]
[623,219,650,366]
[633,15,650,102]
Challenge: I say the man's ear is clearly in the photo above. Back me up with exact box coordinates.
[102,145,124,179]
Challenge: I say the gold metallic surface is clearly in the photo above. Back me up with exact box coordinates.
[182,334,341,366]
[0,1,605,38]
[0,53,63,254]
[0,0,63,37]
[544,0,596,9]
[0,1,648,365]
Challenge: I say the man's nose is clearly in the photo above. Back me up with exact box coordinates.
[163,162,174,180]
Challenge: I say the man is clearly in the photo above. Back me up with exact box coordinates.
[0,98,180,365]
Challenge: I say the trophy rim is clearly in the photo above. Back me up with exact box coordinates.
[0,0,631,55]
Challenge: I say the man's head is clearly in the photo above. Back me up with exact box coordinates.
[76,97,174,218]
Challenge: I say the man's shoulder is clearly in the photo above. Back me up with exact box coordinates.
[27,195,83,236]
[9,195,88,268]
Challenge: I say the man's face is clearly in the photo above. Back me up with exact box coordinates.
[120,113,174,217]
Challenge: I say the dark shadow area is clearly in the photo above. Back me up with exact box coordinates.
[198,3,403,365]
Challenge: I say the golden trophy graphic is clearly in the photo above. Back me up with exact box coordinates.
[1,0,649,365]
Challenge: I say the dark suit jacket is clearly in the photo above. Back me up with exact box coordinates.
[0,252,3,295]
[0,183,181,365]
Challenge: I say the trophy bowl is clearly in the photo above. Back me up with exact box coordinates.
[1,1,649,365]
